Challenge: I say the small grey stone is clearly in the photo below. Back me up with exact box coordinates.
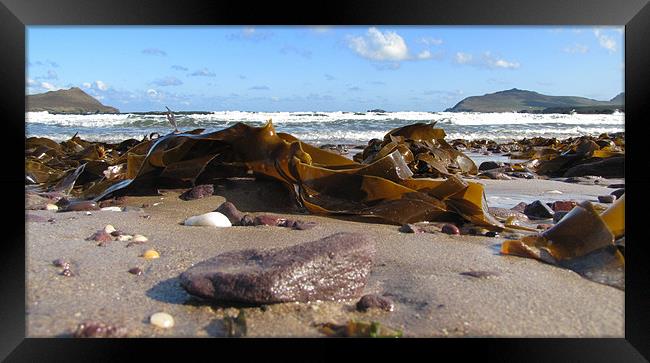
[598,195,616,203]
[524,200,555,219]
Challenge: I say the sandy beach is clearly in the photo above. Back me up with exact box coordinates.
[26,177,624,338]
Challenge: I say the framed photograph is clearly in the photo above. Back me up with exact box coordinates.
[4,0,649,360]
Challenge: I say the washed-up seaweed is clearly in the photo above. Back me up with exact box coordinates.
[500,195,625,289]
[25,121,504,229]
[459,133,624,178]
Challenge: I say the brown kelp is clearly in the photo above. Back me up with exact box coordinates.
[501,195,625,289]
[25,121,503,229]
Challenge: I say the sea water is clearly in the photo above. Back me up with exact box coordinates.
[26,111,625,145]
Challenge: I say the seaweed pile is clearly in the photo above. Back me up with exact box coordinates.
[452,133,625,178]
[25,121,502,229]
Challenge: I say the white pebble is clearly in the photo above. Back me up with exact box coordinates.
[45,204,58,211]
[101,206,123,212]
[183,212,232,227]
[104,225,116,234]
[132,234,148,242]
[545,190,563,194]
[85,212,92,216]
[150,312,174,328]
[152,202,162,206]
[117,235,133,242]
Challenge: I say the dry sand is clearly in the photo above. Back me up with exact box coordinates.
[25,177,624,337]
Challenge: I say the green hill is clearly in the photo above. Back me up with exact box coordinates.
[27,87,119,114]
[445,88,623,113]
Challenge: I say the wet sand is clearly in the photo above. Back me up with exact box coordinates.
[26,178,624,337]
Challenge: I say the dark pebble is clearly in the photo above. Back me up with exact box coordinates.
[598,195,616,203]
[141,203,150,208]
[523,200,555,219]
[356,294,394,312]
[128,267,143,275]
[73,321,128,338]
[215,201,245,225]
[52,258,67,267]
[485,231,499,237]
[441,224,460,235]
[180,184,214,200]
[110,230,122,237]
[509,172,536,179]
[180,232,375,304]
[48,218,56,223]
[460,270,500,279]
[478,161,503,171]
[141,215,151,219]
[610,189,624,199]
[399,224,419,233]
[536,224,553,230]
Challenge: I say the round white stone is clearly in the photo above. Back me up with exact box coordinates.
[183,212,232,227]
[101,206,123,212]
[45,204,58,211]
[117,235,133,242]
[132,234,148,242]
[104,225,116,234]
[150,312,174,328]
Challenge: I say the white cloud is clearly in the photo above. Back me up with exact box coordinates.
[347,27,409,61]
[419,37,443,46]
[189,68,216,77]
[454,52,520,69]
[227,27,273,41]
[27,78,36,85]
[563,44,589,54]
[417,50,432,60]
[82,82,92,89]
[95,80,108,91]
[455,52,473,64]
[594,29,617,52]
[40,82,59,91]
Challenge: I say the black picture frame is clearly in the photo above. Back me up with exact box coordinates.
[2,0,649,360]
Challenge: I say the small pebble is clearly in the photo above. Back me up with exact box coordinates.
[85,212,92,216]
[610,189,624,199]
[141,215,151,219]
[356,294,394,312]
[485,231,499,237]
[104,225,116,234]
[598,195,616,203]
[61,268,74,277]
[128,267,143,275]
[399,224,419,233]
[132,234,148,242]
[142,249,160,259]
[52,258,67,267]
[45,204,59,211]
[86,230,113,243]
[545,190,563,194]
[150,312,174,328]
[100,206,123,212]
[441,224,460,235]
[469,227,489,235]
[117,235,133,242]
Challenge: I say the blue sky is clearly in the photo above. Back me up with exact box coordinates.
[26,26,624,112]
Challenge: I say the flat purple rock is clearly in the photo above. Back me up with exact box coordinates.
[179,232,376,304]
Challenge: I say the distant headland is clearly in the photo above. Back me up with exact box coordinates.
[445,88,624,114]
[26,87,119,114]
